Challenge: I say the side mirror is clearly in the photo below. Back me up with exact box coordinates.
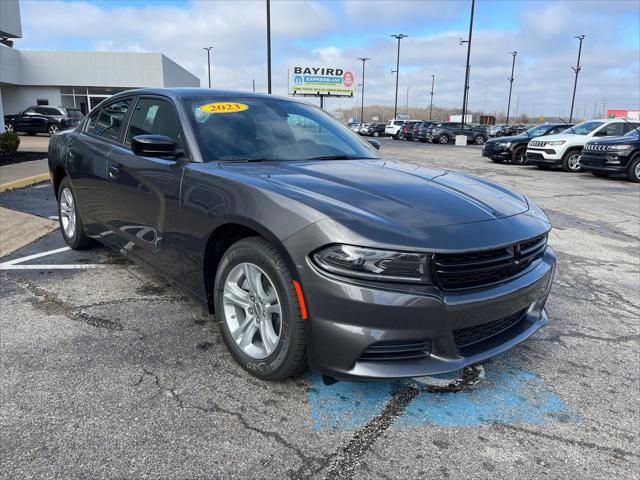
[131,134,180,158]
[367,139,381,150]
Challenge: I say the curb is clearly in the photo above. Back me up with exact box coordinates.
[0,173,50,193]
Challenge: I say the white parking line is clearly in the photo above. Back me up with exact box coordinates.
[0,246,104,270]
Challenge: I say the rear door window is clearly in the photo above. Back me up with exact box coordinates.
[597,123,624,137]
[94,99,131,142]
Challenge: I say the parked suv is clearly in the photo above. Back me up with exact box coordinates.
[397,121,419,140]
[4,106,84,136]
[483,124,571,165]
[426,122,488,145]
[526,119,640,172]
[414,121,434,142]
[363,123,386,137]
[385,119,420,139]
[581,127,640,182]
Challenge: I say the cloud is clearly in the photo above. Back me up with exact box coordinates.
[15,0,640,116]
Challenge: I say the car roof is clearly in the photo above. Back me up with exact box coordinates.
[106,88,307,105]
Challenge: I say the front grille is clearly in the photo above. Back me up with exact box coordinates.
[433,235,547,291]
[359,339,431,362]
[529,140,546,147]
[583,143,609,151]
[454,308,528,348]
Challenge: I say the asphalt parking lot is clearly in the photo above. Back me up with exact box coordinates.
[1,138,638,479]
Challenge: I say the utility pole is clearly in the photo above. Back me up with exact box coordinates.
[357,57,370,124]
[203,46,213,88]
[266,0,272,94]
[459,0,475,134]
[514,94,520,121]
[505,51,517,124]
[601,97,607,118]
[406,85,411,113]
[569,34,585,123]
[391,34,407,120]
[429,74,435,121]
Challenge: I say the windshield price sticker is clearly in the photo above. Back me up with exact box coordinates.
[199,102,249,113]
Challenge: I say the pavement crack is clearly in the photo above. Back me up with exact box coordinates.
[323,385,420,480]
[496,424,640,460]
[16,277,123,331]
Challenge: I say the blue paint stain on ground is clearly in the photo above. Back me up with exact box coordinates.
[307,355,579,431]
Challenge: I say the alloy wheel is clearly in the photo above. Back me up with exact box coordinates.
[59,187,76,239]
[5,123,14,133]
[222,262,282,360]
[439,135,449,144]
[49,124,59,136]
[635,162,640,181]
[567,153,582,171]
[475,135,486,145]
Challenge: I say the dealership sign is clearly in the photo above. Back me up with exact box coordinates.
[289,66,354,97]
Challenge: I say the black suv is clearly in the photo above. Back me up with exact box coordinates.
[363,123,386,137]
[425,122,488,145]
[581,128,640,182]
[483,124,570,164]
[412,121,434,142]
[4,106,83,136]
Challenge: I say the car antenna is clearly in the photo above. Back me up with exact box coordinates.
[558,117,575,134]
[619,116,640,136]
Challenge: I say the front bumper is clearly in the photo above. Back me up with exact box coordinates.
[482,143,512,160]
[286,225,556,380]
[526,147,561,165]
[581,152,630,174]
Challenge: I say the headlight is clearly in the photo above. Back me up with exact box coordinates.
[609,144,632,151]
[497,142,512,148]
[312,244,431,283]
[546,140,566,146]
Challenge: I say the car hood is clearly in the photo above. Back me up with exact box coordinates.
[539,133,587,142]
[220,159,530,228]
[487,134,530,143]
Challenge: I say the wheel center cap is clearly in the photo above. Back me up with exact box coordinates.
[253,303,262,316]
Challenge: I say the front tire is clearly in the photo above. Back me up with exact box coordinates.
[214,237,307,380]
[4,122,14,133]
[512,146,527,165]
[57,177,95,250]
[627,156,640,183]
[474,134,486,145]
[48,123,59,136]
[373,131,379,137]
[562,149,583,172]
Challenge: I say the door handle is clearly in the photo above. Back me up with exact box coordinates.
[108,166,120,180]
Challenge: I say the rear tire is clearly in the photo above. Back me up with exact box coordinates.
[57,177,96,250]
[474,134,486,145]
[4,122,14,133]
[438,134,449,144]
[373,131,379,137]
[214,237,307,380]
[562,149,583,172]
[627,156,640,183]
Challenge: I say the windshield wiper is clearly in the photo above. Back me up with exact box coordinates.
[304,154,363,161]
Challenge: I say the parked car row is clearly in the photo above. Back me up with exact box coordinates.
[4,106,84,136]
[482,119,640,182]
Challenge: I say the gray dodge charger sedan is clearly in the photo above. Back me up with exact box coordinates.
[48,88,556,382]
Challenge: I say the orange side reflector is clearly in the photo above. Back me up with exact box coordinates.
[292,280,308,320]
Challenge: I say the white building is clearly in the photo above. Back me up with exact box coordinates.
[0,0,199,131]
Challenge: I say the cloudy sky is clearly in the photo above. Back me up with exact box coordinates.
[16,0,640,117]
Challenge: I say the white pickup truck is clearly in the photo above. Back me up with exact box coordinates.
[526,119,640,172]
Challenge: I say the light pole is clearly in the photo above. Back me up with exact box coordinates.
[459,0,475,134]
[406,85,411,112]
[429,74,435,121]
[357,57,370,124]
[506,51,517,124]
[266,0,272,94]
[569,34,585,123]
[391,34,407,120]
[203,46,213,88]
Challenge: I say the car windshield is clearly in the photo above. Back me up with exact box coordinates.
[564,121,604,135]
[526,125,553,136]
[186,97,381,162]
